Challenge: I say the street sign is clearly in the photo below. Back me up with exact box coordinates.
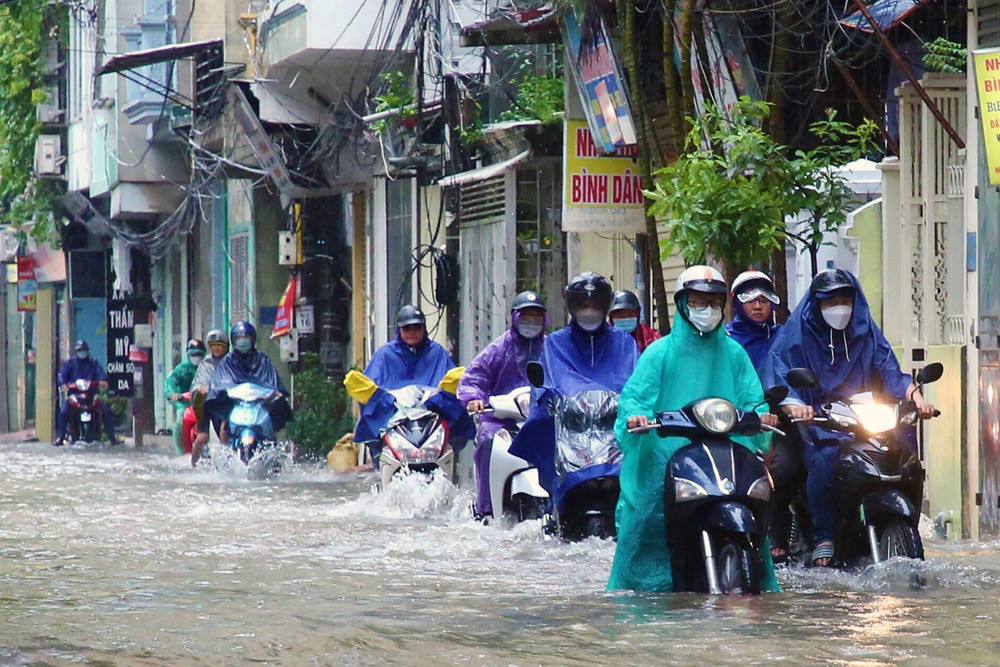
[296,304,315,334]
[106,295,135,397]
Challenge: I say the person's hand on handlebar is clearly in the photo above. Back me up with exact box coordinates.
[910,388,937,419]
[627,415,650,430]
[761,413,780,428]
[466,399,486,413]
[781,404,814,422]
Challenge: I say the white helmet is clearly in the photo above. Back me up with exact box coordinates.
[673,265,727,304]
[731,269,780,305]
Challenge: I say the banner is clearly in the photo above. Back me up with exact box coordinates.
[562,120,646,233]
[16,256,37,312]
[271,275,297,339]
[973,47,1000,185]
[106,294,136,397]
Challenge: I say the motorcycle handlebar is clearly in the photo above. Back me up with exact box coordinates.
[628,420,784,437]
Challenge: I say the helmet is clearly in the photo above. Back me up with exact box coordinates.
[731,270,779,305]
[564,272,614,318]
[186,339,206,354]
[512,290,546,312]
[396,305,426,328]
[609,289,640,314]
[74,340,89,352]
[206,329,227,345]
[674,265,727,304]
[230,321,257,350]
[811,269,856,300]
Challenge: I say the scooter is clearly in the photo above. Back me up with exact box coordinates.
[66,379,104,444]
[781,363,943,566]
[629,386,788,594]
[477,386,549,522]
[379,385,458,488]
[525,363,622,541]
[218,382,290,476]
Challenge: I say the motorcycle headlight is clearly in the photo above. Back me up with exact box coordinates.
[76,379,91,391]
[747,475,772,501]
[386,430,420,461]
[674,477,709,502]
[420,425,446,456]
[515,392,532,418]
[850,403,896,434]
[692,398,737,434]
[240,430,257,446]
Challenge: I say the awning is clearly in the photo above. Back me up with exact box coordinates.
[97,38,223,75]
[839,0,930,33]
[460,6,559,47]
[436,151,530,187]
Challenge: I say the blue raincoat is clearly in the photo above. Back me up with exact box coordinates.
[353,331,458,444]
[509,322,638,505]
[608,307,777,592]
[726,300,781,375]
[205,349,292,431]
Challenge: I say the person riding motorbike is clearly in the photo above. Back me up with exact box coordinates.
[189,329,229,466]
[205,322,292,442]
[608,289,661,353]
[762,268,936,567]
[351,305,460,464]
[164,339,206,454]
[54,340,118,446]
[508,272,638,496]
[725,270,799,563]
[457,290,547,517]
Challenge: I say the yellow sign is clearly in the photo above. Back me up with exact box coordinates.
[973,47,1000,185]
[562,120,646,233]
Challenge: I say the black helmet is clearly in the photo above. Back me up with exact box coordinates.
[512,290,546,312]
[186,338,206,354]
[396,305,426,328]
[811,269,856,300]
[609,289,640,314]
[230,321,257,350]
[74,340,89,352]
[564,272,614,318]
[206,329,227,345]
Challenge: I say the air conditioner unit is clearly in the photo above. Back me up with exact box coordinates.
[0,228,18,263]
[36,104,66,125]
[34,135,65,175]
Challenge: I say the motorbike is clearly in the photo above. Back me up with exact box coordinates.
[476,386,549,522]
[216,382,290,476]
[525,362,622,541]
[781,363,943,566]
[378,385,460,488]
[629,386,788,594]
[65,378,104,445]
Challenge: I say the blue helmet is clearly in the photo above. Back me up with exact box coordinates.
[230,321,257,352]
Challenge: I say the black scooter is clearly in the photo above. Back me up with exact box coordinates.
[781,363,943,566]
[629,386,788,594]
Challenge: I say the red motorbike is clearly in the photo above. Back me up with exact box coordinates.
[65,379,104,444]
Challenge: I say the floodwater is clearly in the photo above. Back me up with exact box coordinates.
[1,441,999,665]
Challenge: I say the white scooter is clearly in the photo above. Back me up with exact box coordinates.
[479,386,549,522]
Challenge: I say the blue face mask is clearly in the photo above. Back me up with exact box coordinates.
[234,338,252,353]
[612,317,638,334]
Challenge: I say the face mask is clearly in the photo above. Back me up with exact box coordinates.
[516,321,544,339]
[190,355,204,366]
[234,338,252,353]
[76,351,88,360]
[821,305,852,331]
[688,305,723,333]
[575,308,605,332]
[612,317,638,334]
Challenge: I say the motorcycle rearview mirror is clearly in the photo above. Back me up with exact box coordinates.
[916,362,944,386]
[764,385,789,405]
[786,367,819,389]
[526,361,545,388]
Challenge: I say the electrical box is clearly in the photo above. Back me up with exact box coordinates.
[280,331,299,362]
[278,231,297,265]
[34,135,64,175]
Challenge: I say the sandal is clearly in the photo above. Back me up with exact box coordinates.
[770,546,788,564]
[811,541,834,567]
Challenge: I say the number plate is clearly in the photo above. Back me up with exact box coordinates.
[80,412,92,422]
[296,305,314,334]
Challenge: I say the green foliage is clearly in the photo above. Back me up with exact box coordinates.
[0,0,62,245]
[371,70,415,136]
[500,74,565,124]
[285,353,355,460]
[923,37,965,73]
[646,97,877,270]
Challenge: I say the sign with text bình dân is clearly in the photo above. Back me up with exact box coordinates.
[974,47,1000,186]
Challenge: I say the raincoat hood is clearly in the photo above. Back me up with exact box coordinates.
[763,270,911,406]
[539,321,638,395]
[726,298,781,373]
[607,310,776,592]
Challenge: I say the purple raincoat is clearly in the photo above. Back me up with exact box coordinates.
[457,324,545,515]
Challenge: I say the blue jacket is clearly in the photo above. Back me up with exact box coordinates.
[726,301,781,376]
[59,357,107,385]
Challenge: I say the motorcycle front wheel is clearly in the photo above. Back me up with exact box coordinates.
[877,518,924,561]
[715,537,762,595]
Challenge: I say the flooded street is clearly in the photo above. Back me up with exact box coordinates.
[1,441,999,665]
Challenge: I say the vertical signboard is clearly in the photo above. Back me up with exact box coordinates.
[106,294,135,397]
[562,120,646,233]
[16,256,37,312]
[973,47,1000,186]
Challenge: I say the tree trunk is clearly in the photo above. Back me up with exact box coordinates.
[764,1,793,143]
[662,0,683,154]
[679,0,696,124]
[770,243,790,323]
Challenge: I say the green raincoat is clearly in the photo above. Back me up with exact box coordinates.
[164,354,199,452]
[607,308,778,592]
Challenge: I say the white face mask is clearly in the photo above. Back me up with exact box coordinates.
[575,308,604,332]
[190,355,204,366]
[688,305,723,333]
[821,305,853,331]
[516,321,544,339]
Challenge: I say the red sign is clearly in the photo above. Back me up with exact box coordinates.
[271,275,297,339]
[16,256,37,312]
